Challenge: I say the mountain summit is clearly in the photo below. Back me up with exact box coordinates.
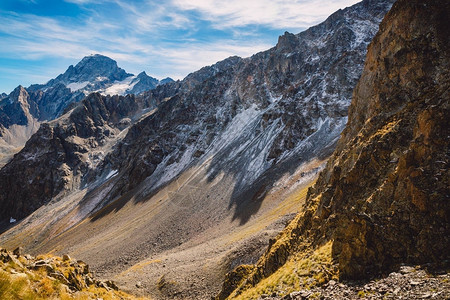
[48,54,132,87]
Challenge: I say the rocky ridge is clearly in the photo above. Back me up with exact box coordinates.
[220,0,449,298]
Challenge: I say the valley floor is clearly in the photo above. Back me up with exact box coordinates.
[0,156,324,300]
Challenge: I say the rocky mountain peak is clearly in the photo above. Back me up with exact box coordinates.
[50,54,132,86]
[0,85,32,128]
[9,85,29,104]
[276,31,298,51]
[136,71,148,78]
[184,55,242,87]
[160,77,175,85]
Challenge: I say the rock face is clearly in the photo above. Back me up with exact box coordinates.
[317,0,450,278]
[221,0,449,296]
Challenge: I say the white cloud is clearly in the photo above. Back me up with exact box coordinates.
[171,0,361,29]
[144,41,272,80]
[0,9,271,82]
[0,0,363,89]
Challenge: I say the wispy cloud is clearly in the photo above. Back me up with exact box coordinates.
[147,41,272,79]
[0,4,271,80]
[171,0,360,29]
[0,0,361,92]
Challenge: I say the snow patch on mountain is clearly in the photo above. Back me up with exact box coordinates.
[66,81,90,92]
[101,76,138,96]
[105,169,118,180]
[213,104,260,153]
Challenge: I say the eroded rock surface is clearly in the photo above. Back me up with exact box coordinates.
[221,0,449,298]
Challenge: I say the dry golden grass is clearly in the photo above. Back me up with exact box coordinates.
[230,241,335,300]
[0,255,150,300]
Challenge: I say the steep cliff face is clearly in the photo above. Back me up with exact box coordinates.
[223,0,449,296]
[315,0,450,278]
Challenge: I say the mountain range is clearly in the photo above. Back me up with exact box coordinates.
[0,0,448,299]
[0,54,173,167]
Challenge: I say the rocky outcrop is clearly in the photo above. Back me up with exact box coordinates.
[221,0,449,297]
[314,0,450,278]
[0,247,132,298]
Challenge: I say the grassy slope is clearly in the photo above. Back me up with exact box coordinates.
[0,250,147,300]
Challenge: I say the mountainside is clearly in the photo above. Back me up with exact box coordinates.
[0,0,395,299]
[0,55,173,167]
[222,0,449,298]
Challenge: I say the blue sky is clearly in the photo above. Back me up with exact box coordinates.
[0,0,360,94]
